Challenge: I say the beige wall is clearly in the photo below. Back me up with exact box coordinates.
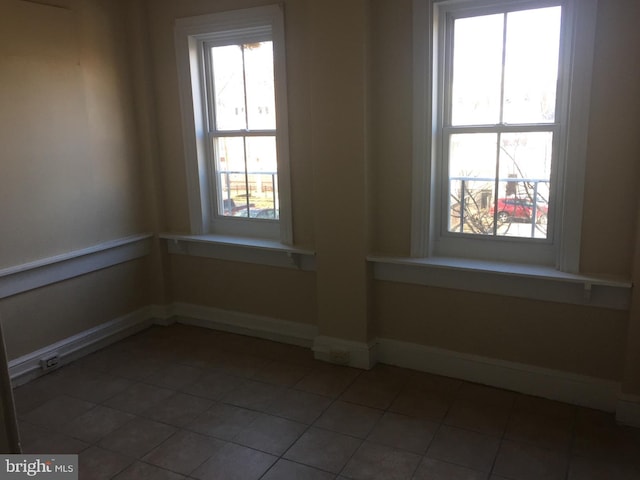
[169,256,316,325]
[2,259,151,360]
[374,281,628,380]
[0,0,148,269]
[0,0,154,357]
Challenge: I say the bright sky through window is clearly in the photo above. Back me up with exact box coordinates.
[445,6,562,239]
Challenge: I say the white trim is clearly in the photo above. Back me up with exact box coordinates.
[377,337,619,411]
[556,0,598,272]
[370,256,631,310]
[8,306,159,385]
[172,302,317,348]
[312,335,378,370]
[411,0,434,258]
[9,302,637,418]
[161,233,316,270]
[0,234,153,300]
[616,394,640,428]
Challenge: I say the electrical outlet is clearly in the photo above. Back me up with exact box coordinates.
[329,350,350,365]
[40,355,60,372]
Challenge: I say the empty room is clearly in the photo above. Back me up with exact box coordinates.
[1,0,639,478]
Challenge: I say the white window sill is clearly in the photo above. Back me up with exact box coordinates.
[368,255,632,310]
[160,233,316,271]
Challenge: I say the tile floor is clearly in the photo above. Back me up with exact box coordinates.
[12,324,640,480]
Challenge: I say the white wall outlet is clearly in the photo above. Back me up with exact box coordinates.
[40,354,60,372]
[329,350,350,365]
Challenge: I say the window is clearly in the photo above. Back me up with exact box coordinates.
[175,5,292,242]
[412,0,597,269]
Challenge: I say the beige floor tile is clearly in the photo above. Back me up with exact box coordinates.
[263,387,332,424]
[342,441,422,480]
[413,457,488,480]
[144,363,205,390]
[340,378,400,410]
[98,417,176,458]
[358,364,413,389]
[187,402,259,441]
[456,383,516,409]
[512,394,576,421]
[573,408,640,465]
[103,382,175,414]
[62,367,133,403]
[19,421,89,454]
[426,425,500,472]
[261,459,334,480]
[112,461,187,480]
[367,411,437,454]
[295,364,361,398]
[314,400,383,438]
[567,455,640,480]
[180,370,244,400]
[191,442,277,480]
[12,325,640,480]
[284,427,362,473]
[233,412,307,455]
[22,395,96,429]
[253,359,312,386]
[63,405,135,443]
[141,392,213,427]
[493,440,568,480]
[405,371,462,397]
[142,430,225,475]
[217,351,272,378]
[505,410,573,451]
[444,398,510,436]
[13,375,69,416]
[78,446,134,480]
[390,389,452,422]
[222,378,286,411]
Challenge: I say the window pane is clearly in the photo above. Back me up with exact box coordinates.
[244,42,276,130]
[211,45,246,130]
[496,132,552,238]
[448,133,498,234]
[503,7,561,124]
[245,136,278,218]
[214,137,248,216]
[451,14,504,126]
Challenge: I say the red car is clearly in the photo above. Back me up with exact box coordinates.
[492,197,548,224]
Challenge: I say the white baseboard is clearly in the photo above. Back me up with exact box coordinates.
[9,303,637,422]
[376,338,620,412]
[312,335,378,369]
[172,303,317,348]
[616,394,640,427]
[8,306,157,385]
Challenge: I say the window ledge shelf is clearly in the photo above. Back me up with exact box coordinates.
[368,255,632,310]
[160,233,316,271]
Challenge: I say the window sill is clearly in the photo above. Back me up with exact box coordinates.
[160,233,316,271]
[368,255,632,310]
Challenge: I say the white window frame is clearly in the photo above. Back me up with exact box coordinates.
[411,0,598,272]
[174,5,293,244]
